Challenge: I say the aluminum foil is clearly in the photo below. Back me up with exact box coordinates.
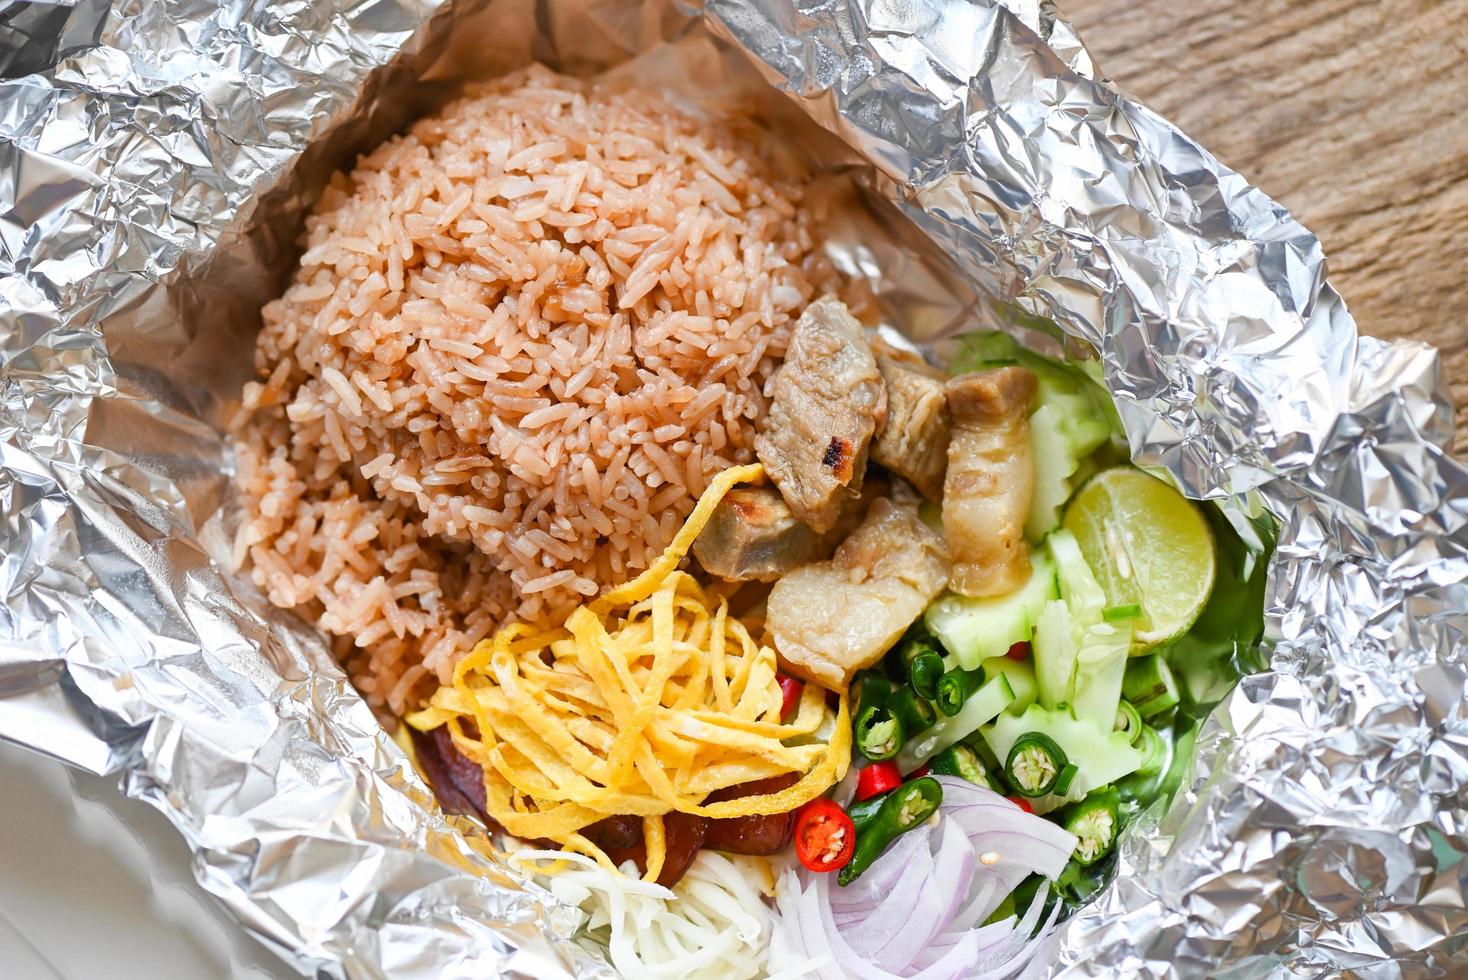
[2,0,1464,977]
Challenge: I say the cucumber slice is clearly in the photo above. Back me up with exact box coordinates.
[1043,387,1111,460]
[926,552,1057,670]
[1071,622,1132,730]
[980,655,1037,715]
[897,675,1015,774]
[1032,599,1077,711]
[1047,528,1106,636]
[982,703,1146,800]
[1027,403,1079,540]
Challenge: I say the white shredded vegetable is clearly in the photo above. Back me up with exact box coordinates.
[509,846,807,980]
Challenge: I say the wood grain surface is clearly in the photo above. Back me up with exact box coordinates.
[1064,0,1468,456]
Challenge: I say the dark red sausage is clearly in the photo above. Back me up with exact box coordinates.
[410,725,497,829]
[703,774,799,855]
[604,811,709,887]
[582,813,645,850]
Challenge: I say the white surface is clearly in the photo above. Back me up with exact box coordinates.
[0,741,293,980]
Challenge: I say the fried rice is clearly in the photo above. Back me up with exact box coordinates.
[231,65,841,712]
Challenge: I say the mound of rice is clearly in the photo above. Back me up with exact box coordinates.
[232,66,840,712]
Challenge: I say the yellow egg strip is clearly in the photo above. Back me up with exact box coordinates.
[406,462,851,881]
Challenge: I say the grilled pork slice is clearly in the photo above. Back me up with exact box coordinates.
[870,339,951,500]
[755,298,885,533]
[767,497,950,691]
[691,481,884,582]
[943,366,1037,597]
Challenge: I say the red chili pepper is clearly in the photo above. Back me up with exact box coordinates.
[911,764,932,779]
[793,798,856,873]
[1006,641,1031,661]
[1006,795,1035,814]
[777,674,803,719]
[855,761,902,801]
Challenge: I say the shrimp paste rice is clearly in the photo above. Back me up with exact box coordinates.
[232,66,841,713]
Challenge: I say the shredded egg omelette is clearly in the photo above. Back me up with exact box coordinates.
[407,463,851,879]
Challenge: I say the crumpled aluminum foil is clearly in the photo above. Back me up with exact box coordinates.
[1,0,1464,976]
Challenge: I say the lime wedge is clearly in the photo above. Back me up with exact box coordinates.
[1061,467,1215,650]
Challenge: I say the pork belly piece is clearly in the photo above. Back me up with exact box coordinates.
[766,497,950,691]
[943,366,1037,597]
[870,339,951,500]
[691,480,884,582]
[754,298,885,533]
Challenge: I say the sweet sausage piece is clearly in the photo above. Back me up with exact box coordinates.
[582,814,645,851]
[410,725,498,829]
[603,811,709,888]
[703,774,800,855]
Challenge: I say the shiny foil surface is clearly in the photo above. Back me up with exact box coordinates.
[1,0,1464,977]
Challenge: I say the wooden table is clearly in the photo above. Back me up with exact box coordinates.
[1065,0,1468,456]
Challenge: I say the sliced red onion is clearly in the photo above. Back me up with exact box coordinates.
[811,871,979,980]
[770,777,1080,979]
[872,818,979,969]
[939,874,999,937]
[804,872,906,980]
[934,776,1077,879]
[973,886,1063,980]
[901,931,982,980]
[928,817,979,926]
[864,869,946,971]
[827,825,930,913]
[829,765,862,808]
[846,850,934,964]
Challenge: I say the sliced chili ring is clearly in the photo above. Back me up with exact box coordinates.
[793,798,856,873]
[1004,731,1071,797]
[777,674,804,720]
[854,761,902,802]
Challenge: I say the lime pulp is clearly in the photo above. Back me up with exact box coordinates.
[1060,467,1216,650]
